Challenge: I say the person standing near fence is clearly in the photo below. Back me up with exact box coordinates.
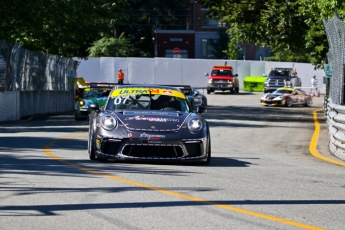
[117,68,124,84]
[311,75,318,96]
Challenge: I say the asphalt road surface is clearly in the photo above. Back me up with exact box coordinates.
[1,91,344,230]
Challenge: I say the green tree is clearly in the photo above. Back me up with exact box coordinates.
[88,33,136,57]
[0,0,120,57]
[198,0,345,68]
[0,0,188,58]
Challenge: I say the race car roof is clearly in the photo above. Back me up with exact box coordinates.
[110,84,186,99]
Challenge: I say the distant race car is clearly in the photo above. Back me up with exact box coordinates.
[192,88,208,108]
[164,85,207,110]
[74,83,117,120]
[87,84,211,164]
[260,87,313,107]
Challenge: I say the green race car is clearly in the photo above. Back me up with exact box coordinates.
[74,83,117,120]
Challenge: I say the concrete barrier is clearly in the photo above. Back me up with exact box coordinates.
[0,91,74,122]
[326,100,345,160]
[0,91,20,122]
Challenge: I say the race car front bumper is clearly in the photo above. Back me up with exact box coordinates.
[94,131,208,162]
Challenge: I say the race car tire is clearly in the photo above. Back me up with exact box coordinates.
[202,99,207,108]
[305,98,312,107]
[230,88,234,94]
[286,98,293,107]
[235,87,239,93]
[88,129,96,160]
[207,89,210,94]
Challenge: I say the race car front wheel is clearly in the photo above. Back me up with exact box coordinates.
[305,98,312,107]
[88,129,96,160]
[286,98,293,107]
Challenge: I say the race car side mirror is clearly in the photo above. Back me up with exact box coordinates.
[89,103,100,112]
[196,105,206,114]
[205,73,209,77]
[234,74,238,77]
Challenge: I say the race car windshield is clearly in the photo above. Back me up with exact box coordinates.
[180,89,192,95]
[270,70,291,77]
[82,89,110,99]
[274,89,293,94]
[105,94,191,112]
[211,70,233,76]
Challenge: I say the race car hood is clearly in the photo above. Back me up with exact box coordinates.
[268,76,290,81]
[115,110,191,131]
[209,76,233,80]
[265,92,287,99]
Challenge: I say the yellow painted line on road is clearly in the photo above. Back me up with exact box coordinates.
[310,109,345,166]
[43,133,323,230]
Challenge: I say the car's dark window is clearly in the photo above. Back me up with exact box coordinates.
[82,89,109,99]
[180,89,192,95]
[270,70,291,77]
[274,89,293,94]
[293,89,305,94]
[211,70,233,76]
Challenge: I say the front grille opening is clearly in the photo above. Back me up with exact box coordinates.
[80,111,89,116]
[185,143,202,157]
[102,140,122,155]
[123,145,183,158]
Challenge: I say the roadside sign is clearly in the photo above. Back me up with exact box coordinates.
[324,64,332,77]
[173,47,180,55]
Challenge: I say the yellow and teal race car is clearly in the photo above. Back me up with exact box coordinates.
[74,83,117,120]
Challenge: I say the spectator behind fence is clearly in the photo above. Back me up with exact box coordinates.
[311,75,319,97]
[117,68,124,85]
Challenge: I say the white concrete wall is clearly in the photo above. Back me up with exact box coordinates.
[76,57,327,94]
[19,91,74,118]
[0,91,74,122]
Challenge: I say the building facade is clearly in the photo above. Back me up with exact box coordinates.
[154,2,270,60]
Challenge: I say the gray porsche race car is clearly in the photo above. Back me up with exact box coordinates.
[88,84,211,164]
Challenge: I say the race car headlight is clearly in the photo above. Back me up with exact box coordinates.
[187,118,203,132]
[101,115,117,130]
[79,100,85,106]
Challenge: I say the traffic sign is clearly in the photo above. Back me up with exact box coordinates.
[324,64,332,77]
[173,47,180,55]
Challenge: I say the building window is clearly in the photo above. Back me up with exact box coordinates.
[202,9,220,27]
[201,39,208,57]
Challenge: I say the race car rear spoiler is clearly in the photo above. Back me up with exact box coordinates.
[89,82,120,88]
[162,85,192,91]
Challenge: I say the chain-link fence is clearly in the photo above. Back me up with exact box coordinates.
[323,13,345,105]
[0,41,79,92]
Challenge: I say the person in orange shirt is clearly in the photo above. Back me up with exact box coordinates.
[117,68,124,84]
